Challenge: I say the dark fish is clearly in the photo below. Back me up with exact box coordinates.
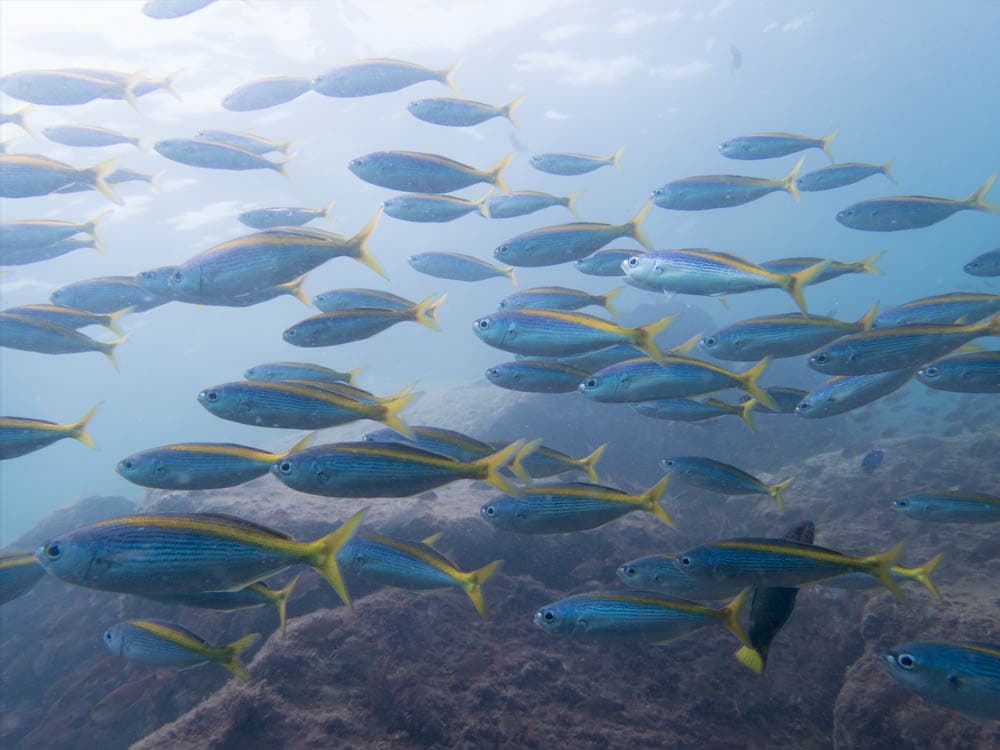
[51,275,167,313]
[238,200,334,229]
[836,175,999,231]
[383,192,490,223]
[874,292,1000,328]
[631,397,755,431]
[892,492,1000,524]
[154,138,286,174]
[3,305,125,334]
[485,360,589,393]
[964,248,1000,277]
[42,124,142,149]
[0,552,46,604]
[407,96,522,127]
[409,252,514,283]
[143,0,219,19]
[757,253,882,285]
[141,577,299,635]
[0,153,121,202]
[860,450,884,474]
[505,441,606,483]
[0,403,100,460]
[487,190,580,219]
[574,248,637,277]
[795,370,915,418]
[1,211,107,252]
[498,286,621,315]
[195,130,291,156]
[740,387,808,414]
[363,425,496,464]
[659,456,791,510]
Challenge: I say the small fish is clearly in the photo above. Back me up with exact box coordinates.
[486,190,581,219]
[837,174,999,231]
[652,158,803,211]
[363,425,496,464]
[874,292,1000,328]
[0,210,108,252]
[281,379,397,406]
[808,316,1000,375]
[0,69,138,107]
[880,642,1000,720]
[337,532,502,616]
[222,76,312,111]
[408,95,522,127]
[660,456,791,510]
[485,360,590,393]
[313,59,459,97]
[116,434,313,490]
[142,0,219,19]
[3,305,126,334]
[51,275,167,313]
[553,344,647,373]
[860,450,884,474]
[154,138,287,174]
[195,130,292,157]
[36,508,367,607]
[42,124,143,150]
[54,167,161,194]
[820,557,943,598]
[797,161,894,192]
[0,552,46,604]
[313,288,414,313]
[699,304,879,361]
[2,237,97,267]
[617,555,744,599]
[70,67,183,103]
[480,476,674,534]
[282,294,445,346]
[197,381,415,436]
[795,370,915,418]
[507,441,606,483]
[757,253,883,285]
[409,251,515,283]
[272,440,523,497]
[0,314,126,367]
[575,248,637,277]
[892,492,1000,524]
[498,286,622,315]
[244,362,360,386]
[534,589,750,646]
[729,46,743,72]
[740,387,808,414]
[348,151,511,193]
[238,200,335,229]
[0,103,34,136]
[494,204,651,267]
[917,351,1000,393]
[631,397,756,431]
[964,248,1000,277]
[473,309,674,360]
[103,620,259,681]
[530,148,623,176]
[0,153,121,203]
[719,131,837,161]
[383,191,490,223]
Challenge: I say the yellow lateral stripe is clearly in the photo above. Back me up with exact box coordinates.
[595,592,716,616]
[524,486,640,504]
[0,417,64,432]
[129,620,212,656]
[161,444,277,460]
[934,642,1000,660]
[367,535,461,580]
[332,444,474,472]
[519,309,625,335]
[249,381,377,413]
[92,516,304,554]
[0,554,38,570]
[713,540,860,566]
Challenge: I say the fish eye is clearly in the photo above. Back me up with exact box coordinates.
[497,245,508,255]
[813,354,828,364]
[663,459,674,467]
[844,208,856,217]
[477,319,490,330]
[204,390,219,402]
[124,460,134,470]
[624,566,636,577]
[679,556,691,566]
[171,270,183,282]
[542,610,555,621]
[585,378,597,389]
[897,653,915,669]
[796,402,810,411]
[486,368,499,377]
[626,257,639,267]
[894,499,909,508]
[484,505,496,517]
[278,461,293,474]
[923,366,938,378]
[45,543,61,559]
[103,630,113,642]
[704,337,716,347]
[498,300,508,308]
[285,328,296,338]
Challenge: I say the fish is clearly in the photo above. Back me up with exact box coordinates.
[631,397,756,431]
[879,642,1000,720]
[796,161,894,191]
[836,174,999,231]
[271,440,523,497]
[103,620,259,681]
[699,304,879,361]
[486,190,581,219]
[892,492,1000,524]
[622,248,826,315]
[874,293,1000,328]
[485,360,590,393]
[494,203,651,267]
[660,456,791,510]
[675,537,912,599]
[807,315,1000,375]
[498,286,621,316]
[71,67,183,103]
[917,351,1000,393]
[409,251,515,283]
[757,253,883,285]
[178,275,311,309]
[0,552,47,604]
[860,450,884,474]
[964,248,1000,277]
[729,45,743,72]
[3,305,127,335]
[506,441,606,483]
[617,555,744,599]
[480,476,674,534]
[222,76,312,111]
[238,200,335,229]
[313,288,414,313]
[337,532,502,616]
[407,95,523,127]
[0,103,34,136]
[168,213,383,300]
[313,59,459,97]
[244,362,360,386]
[819,556,943,598]
[383,191,491,222]
[719,132,837,161]
[142,0,219,19]
[195,129,292,156]
[2,236,98,267]
[473,309,675,360]
[36,508,367,608]
[651,158,803,210]
[42,124,143,150]
[154,138,287,174]
[0,69,138,107]
[51,276,167,313]
[795,370,916,418]
[0,314,126,367]
[279,379,402,407]
[552,344,649,373]
[349,150,511,193]
[0,154,121,203]
[363,425,497,464]
[54,167,161,194]
[116,434,313,490]
[579,356,776,409]
[574,248,637,277]
[533,589,750,646]
[529,148,624,176]
[740,387,809,414]
[197,380,415,437]
[0,211,108,252]
[282,294,445,346]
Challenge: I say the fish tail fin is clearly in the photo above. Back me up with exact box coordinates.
[349,209,386,279]
[85,209,112,253]
[720,588,752,647]
[634,313,678,361]
[475,189,493,217]
[626,201,653,250]
[610,146,625,171]
[321,198,336,221]
[487,152,514,193]
[162,67,187,101]
[510,438,542,484]
[122,72,142,111]
[964,174,999,214]
[276,158,291,179]
[379,391,416,439]
[89,158,123,206]
[982,313,1000,337]
[473,440,525,495]
[640,475,676,529]
[601,286,624,318]
[308,507,367,608]
[881,159,896,184]
[899,553,944,601]
[504,266,517,285]
[101,334,129,371]
[736,357,777,410]
[106,307,131,336]
[346,367,364,384]
[261,574,300,636]
[277,275,311,307]
[857,301,880,331]
[782,157,805,201]
[219,633,261,682]
[439,60,462,95]
[149,170,166,193]
[734,398,757,432]
[13,103,35,138]
[279,139,297,156]
[781,260,827,315]
[279,432,315,459]
[858,252,885,276]
[669,333,701,355]
[67,402,102,449]
[461,560,503,617]
[421,532,444,547]
[865,542,906,601]
[577,442,607,482]
[413,293,446,331]
[735,645,765,676]
[502,95,524,127]
[820,130,838,162]
[564,189,583,218]
[372,384,415,404]
[767,476,794,511]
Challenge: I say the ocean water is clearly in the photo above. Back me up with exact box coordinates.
[1,1,998,747]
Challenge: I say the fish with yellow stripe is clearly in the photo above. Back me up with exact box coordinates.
[1,211,109,253]
[348,150,512,193]
[719,131,838,161]
[0,552,46,604]
[0,313,128,368]
[651,158,804,211]
[759,252,884,285]
[283,294,445,347]
[506,440,606,482]
[244,361,361,386]
[3,305,126,335]
[0,153,121,203]
[0,403,100,460]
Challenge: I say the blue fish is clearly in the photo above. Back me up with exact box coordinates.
[874,293,1000,328]
[0,314,125,367]
[0,552,46,604]
[797,161,894,191]
[195,130,291,156]
[486,190,580,219]
[917,351,1000,393]
[530,148,623,176]
[498,286,621,315]
[222,76,312,111]
[313,59,459,97]
[719,132,837,161]
[757,253,883,285]
[51,275,168,313]
[142,577,298,635]
[282,295,444,347]
[740,387,809,414]
[964,248,1000,277]
[795,370,915,418]
[837,175,999,231]
[348,151,511,193]
[860,450,884,474]
[651,158,803,211]
[1,210,108,252]
[313,288,414,314]
[42,124,142,149]
[407,96,522,127]
[69,67,182,103]
[505,441,606,483]
[2,237,96,266]
[631,397,756,431]
[659,456,791,510]
[244,362,359,385]
[409,251,514,283]
[485,360,589,394]
[238,200,334,229]
[142,0,218,19]
[2,305,124,334]
[552,344,648,373]
[0,103,33,136]
[54,167,160,194]
[617,555,744,599]
[574,248,637,277]
[892,493,1000,524]
[0,154,121,203]
[154,138,287,174]
[383,191,490,222]
[363,425,496,464]
[0,69,137,107]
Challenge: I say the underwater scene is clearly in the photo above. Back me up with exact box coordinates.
[1,0,998,747]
